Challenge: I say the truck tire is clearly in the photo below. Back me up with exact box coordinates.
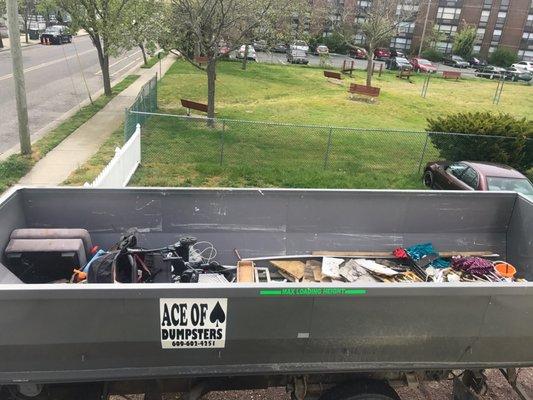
[319,381,400,400]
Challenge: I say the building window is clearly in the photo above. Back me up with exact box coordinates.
[479,10,490,27]
[483,0,492,9]
[437,6,461,21]
[522,31,533,49]
[525,14,533,31]
[436,41,453,53]
[473,45,481,52]
[397,21,416,35]
[354,33,365,44]
[500,0,509,10]
[492,29,502,43]
[489,46,497,53]
[518,50,533,60]
[390,36,412,50]
[438,24,458,40]
[476,27,486,41]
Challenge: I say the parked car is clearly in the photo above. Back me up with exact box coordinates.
[253,40,267,52]
[423,161,533,198]
[468,57,487,67]
[443,55,469,68]
[511,61,533,73]
[475,65,506,79]
[505,67,533,82]
[314,45,329,56]
[385,56,412,70]
[349,46,367,59]
[40,25,72,45]
[287,49,309,64]
[373,48,390,60]
[290,40,309,53]
[272,43,287,53]
[410,57,437,73]
[236,45,257,61]
[389,48,405,58]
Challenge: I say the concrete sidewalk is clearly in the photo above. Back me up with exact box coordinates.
[19,54,176,185]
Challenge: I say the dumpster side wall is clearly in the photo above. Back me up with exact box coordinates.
[0,190,26,276]
[19,188,517,264]
[507,195,533,280]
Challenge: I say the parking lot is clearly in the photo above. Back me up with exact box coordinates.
[254,51,471,75]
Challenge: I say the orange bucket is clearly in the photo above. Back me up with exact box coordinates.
[494,262,516,279]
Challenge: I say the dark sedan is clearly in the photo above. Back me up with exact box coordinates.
[423,161,533,198]
[385,56,412,70]
[40,25,72,45]
[443,55,469,68]
[475,65,506,79]
[505,67,533,82]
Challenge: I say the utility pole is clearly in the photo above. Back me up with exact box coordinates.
[418,0,432,57]
[6,0,32,155]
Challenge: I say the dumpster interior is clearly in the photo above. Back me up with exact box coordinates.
[0,188,531,285]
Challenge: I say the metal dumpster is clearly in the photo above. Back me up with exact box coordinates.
[0,187,531,398]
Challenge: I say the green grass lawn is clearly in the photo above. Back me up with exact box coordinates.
[0,75,140,192]
[127,60,531,188]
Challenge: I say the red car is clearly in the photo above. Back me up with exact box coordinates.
[410,57,437,73]
[423,161,533,198]
[349,46,367,59]
[373,48,390,60]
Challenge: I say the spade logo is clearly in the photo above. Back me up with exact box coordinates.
[209,301,226,327]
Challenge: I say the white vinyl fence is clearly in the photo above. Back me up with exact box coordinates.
[85,124,141,188]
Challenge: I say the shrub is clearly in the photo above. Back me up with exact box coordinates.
[421,48,443,62]
[489,47,518,67]
[427,112,533,172]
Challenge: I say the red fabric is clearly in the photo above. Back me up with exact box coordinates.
[393,247,409,259]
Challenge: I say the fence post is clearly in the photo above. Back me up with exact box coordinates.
[417,132,430,174]
[324,128,333,170]
[154,75,158,110]
[219,121,225,166]
[124,108,129,141]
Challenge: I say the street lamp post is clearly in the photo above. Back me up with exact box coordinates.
[418,0,432,57]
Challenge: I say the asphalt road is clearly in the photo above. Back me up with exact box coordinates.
[0,35,142,154]
[255,51,472,75]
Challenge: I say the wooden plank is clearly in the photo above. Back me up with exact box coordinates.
[180,99,208,113]
[324,70,342,80]
[270,260,305,281]
[348,83,380,97]
[443,71,461,80]
[237,260,255,282]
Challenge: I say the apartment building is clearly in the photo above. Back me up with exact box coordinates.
[318,0,533,60]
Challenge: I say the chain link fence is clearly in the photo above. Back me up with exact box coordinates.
[124,75,158,141]
[125,111,532,189]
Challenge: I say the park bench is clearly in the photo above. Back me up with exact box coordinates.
[396,69,412,81]
[348,83,380,102]
[324,70,342,80]
[194,56,209,65]
[443,70,461,80]
[181,99,208,115]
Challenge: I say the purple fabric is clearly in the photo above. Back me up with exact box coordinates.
[452,257,494,276]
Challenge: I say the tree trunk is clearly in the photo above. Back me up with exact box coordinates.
[139,43,148,66]
[206,58,217,125]
[366,48,374,86]
[92,35,112,96]
[242,44,249,70]
[0,35,3,48]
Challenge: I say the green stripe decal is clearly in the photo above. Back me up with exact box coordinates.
[259,288,367,296]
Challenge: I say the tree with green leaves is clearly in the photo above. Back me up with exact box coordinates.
[452,24,476,59]
[337,0,419,86]
[489,46,518,67]
[57,0,140,96]
[164,0,294,120]
[125,0,165,66]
